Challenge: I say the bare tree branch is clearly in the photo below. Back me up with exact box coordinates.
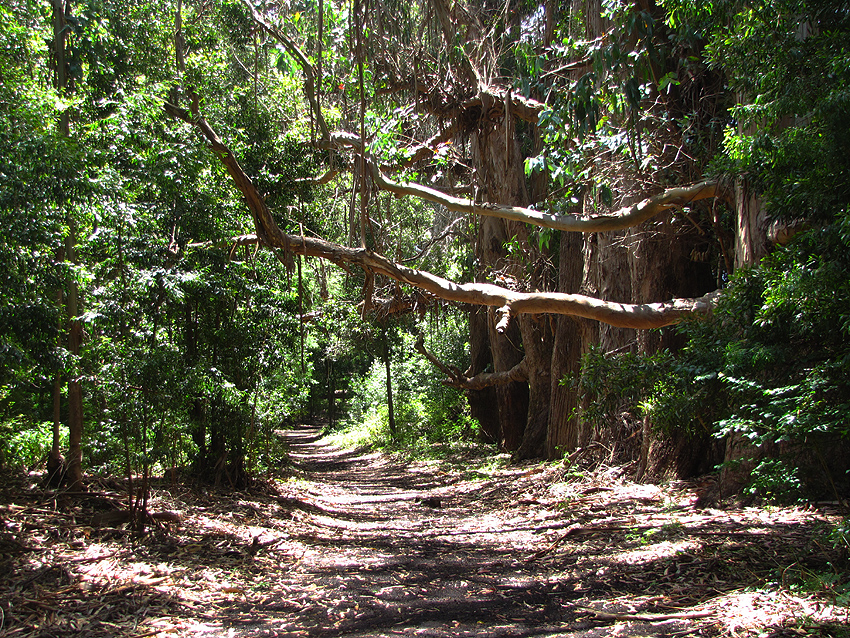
[325,130,718,233]
[371,169,718,233]
[165,102,721,330]
[186,230,721,330]
[414,336,529,390]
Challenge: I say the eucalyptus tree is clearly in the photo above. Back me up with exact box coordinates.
[163,0,727,469]
[648,0,850,496]
[8,0,840,496]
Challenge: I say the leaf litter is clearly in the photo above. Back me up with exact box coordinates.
[0,427,847,638]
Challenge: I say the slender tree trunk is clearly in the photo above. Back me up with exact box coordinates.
[65,225,84,490]
[383,332,396,440]
[48,369,65,482]
[169,0,186,106]
[53,0,69,138]
[327,359,335,427]
[53,0,84,490]
[48,260,65,484]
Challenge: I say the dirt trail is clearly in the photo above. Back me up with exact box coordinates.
[2,427,846,638]
[261,425,591,637]
[226,427,843,637]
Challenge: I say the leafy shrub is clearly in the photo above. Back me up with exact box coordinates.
[0,417,64,471]
[571,213,850,498]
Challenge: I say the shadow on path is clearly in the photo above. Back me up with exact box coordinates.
[2,427,843,638]
[225,426,827,638]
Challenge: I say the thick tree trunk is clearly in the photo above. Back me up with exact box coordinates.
[471,110,532,453]
[512,314,554,461]
[596,230,636,355]
[466,307,501,444]
[487,305,527,451]
[547,231,585,457]
[734,180,770,269]
[630,213,720,479]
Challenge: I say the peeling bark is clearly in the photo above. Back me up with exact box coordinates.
[547,231,585,458]
[372,170,718,234]
[165,104,721,330]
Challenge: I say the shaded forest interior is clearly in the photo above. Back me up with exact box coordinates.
[2,427,848,637]
[2,0,850,635]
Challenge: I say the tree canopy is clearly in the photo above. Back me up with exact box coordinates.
[0,0,848,502]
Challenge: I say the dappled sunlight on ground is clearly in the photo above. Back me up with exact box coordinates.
[0,429,847,637]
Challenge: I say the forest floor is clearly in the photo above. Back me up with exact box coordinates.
[1,426,849,638]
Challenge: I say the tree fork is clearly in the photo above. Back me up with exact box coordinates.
[164,103,720,330]
[415,335,530,391]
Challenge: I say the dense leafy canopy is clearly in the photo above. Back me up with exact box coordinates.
[0,0,847,503]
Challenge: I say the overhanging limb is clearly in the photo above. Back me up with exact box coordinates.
[165,102,722,330]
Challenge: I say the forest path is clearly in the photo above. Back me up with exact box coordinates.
[219,426,833,638]
[2,428,844,638]
[255,424,574,637]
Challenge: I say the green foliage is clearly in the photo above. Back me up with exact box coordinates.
[0,0,328,486]
[827,518,850,555]
[0,415,65,471]
[570,0,850,499]
[573,345,675,432]
[5,0,845,499]
[524,0,729,224]
[573,212,850,498]
[693,0,850,227]
[339,312,476,455]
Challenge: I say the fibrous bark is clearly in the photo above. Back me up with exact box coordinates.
[164,103,721,331]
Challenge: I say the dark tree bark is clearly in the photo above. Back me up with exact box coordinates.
[328,359,336,427]
[48,260,65,485]
[466,307,500,444]
[547,231,585,457]
[488,309,528,451]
